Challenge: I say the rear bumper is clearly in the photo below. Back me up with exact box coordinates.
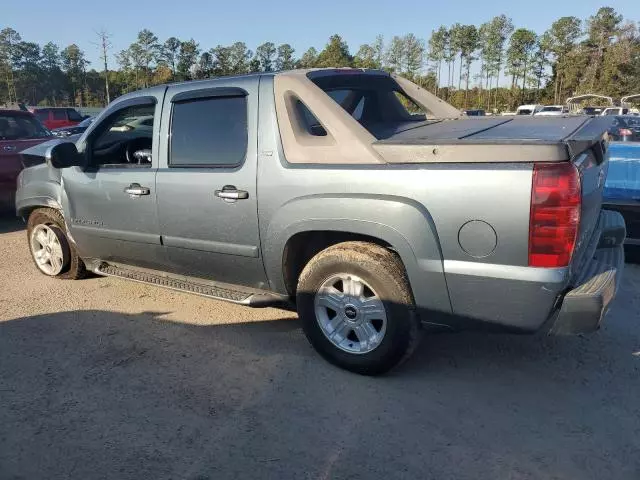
[548,210,626,335]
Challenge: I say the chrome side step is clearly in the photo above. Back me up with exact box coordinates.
[95,263,290,308]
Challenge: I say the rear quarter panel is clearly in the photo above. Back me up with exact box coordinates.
[257,76,543,326]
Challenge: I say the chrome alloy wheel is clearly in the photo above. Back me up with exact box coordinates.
[314,274,387,354]
[30,224,67,276]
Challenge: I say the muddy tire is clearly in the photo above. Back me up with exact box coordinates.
[297,241,420,375]
[27,208,87,280]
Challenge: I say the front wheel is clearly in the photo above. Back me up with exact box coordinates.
[27,208,87,280]
[296,242,421,375]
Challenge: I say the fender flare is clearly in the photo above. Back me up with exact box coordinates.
[262,195,452,314]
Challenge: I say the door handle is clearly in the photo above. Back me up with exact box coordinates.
[215,186,249,203]
[3,145,16,152]
[124,183,150,196]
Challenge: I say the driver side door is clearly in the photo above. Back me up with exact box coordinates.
[61,92,167,270]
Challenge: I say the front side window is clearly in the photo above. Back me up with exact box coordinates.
[90,103,155,168]
[170,96,247,167]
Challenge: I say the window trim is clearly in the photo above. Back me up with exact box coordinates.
[168,93,249,169]
[170,87,247,104]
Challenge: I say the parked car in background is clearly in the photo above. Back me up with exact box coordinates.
[16,69,624,375]
[464,109,486,116]
[601,107,631,116]
[607,116,640,142]
[581,106,605,115]
[516,104,544,115]
[534,105,569,116]
[52,117,94,137]
[30,107,85,130]
[0,109,51,211]
[109,115,153,132]
[603,141,640,261]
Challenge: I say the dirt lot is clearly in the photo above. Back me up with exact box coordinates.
[1,217,639,480]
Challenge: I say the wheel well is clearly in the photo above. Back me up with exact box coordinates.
[19,206,40,220]
[282,231,394,296]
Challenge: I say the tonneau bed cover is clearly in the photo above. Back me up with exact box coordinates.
[372,116,611,163]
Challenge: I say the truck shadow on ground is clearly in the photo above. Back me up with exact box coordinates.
[2,278,640,480]
[0,215,23,234]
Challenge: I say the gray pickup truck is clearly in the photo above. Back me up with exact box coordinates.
[16,69,626,375]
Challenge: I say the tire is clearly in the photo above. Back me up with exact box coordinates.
[296,241,420,375]
[27,208,87,280]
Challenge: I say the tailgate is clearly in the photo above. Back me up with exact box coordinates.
[569,125,610,280]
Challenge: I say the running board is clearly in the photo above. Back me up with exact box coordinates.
[95,263,289,308]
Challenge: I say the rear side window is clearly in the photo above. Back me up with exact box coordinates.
[67,109,83,121]
[35,110,49,121]
[170,96,247,167]
[52,109,66,120]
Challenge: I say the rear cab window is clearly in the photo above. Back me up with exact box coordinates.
[305,73,429,140]
[170,95,248,167]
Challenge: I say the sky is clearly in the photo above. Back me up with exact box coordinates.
[3,0,639,69]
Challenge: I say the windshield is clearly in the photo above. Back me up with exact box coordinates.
[541,106,562,112]
[618,117,640,128]
[0,113,50,140]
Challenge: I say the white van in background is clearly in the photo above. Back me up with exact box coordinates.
[516,104,544,115]
[601,107,630,116]
[535,105,569,116]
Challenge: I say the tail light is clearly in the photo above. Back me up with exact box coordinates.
[529,162,581,268]
[619,128,633,136]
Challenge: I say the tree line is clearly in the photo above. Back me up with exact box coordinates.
[0,6,637,112]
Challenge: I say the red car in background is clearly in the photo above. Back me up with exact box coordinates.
[29,107,84,130]
[0,109,52,211]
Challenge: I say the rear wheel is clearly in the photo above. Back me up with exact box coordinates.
[296,242,420,375]
[27,208,86,280]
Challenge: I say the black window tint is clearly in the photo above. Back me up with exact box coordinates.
[67,109,83,121]
[52,109,66,120]
[170,96,247,167]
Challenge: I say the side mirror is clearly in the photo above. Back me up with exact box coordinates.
[47,142,85,169]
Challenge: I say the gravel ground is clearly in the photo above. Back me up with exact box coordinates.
[1,217,639,480]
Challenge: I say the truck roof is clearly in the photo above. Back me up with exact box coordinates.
[119,68,393,98]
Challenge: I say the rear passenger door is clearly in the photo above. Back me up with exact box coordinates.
[155,79,267,289]
[50,109,68,129]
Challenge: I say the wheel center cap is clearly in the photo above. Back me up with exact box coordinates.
[344,305,358,320]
